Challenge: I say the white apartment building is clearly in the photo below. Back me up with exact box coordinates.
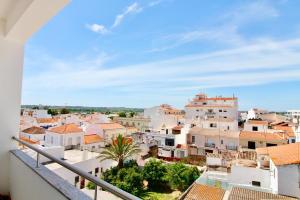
[185,94,239,154]
[247,108,269,120]
[185,94,238,125]
[287,110,300,124]
[45,124,84,150]
[144,104,184,133]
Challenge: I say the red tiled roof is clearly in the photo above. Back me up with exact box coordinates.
[240,131,287,142]
[22,126,45,134]
[84,134,103,144]
[184,184,225,200]
[49,124,82,134]
[256,143,300,166]
[98,123,125,130]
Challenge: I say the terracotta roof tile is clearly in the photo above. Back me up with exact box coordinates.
[256,143,300,166]
[37,118,58,123]
[183,184,225,200]
[49,124,82,134]
[228,187,296,200]
[22,126,45,134]
[20,137,40,144]
[247,120,268,125]
[240,131,287,142]
[84,134,103,144]
[98,123,125,130]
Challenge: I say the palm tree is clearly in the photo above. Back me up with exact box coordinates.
[99,134,141,168]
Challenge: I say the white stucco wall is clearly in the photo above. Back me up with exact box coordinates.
[10,153,68,200]
[229,165,271,190]
[276,164,300,198]
[0,31,24,195]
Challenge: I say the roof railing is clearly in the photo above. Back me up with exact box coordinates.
[12,136,141,200]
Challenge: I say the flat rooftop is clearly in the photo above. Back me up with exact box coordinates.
[46,149,100,170]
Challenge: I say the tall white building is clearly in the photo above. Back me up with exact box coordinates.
[185,94,239,154]
[185,93,238,130]
[144,104,184,134]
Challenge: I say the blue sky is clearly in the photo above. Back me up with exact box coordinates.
[22,0,300,111]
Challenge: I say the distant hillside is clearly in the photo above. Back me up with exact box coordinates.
[21,105,144,113]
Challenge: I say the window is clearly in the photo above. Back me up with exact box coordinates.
[203,102,207,105]
[165,138,175,146]
[210,123,217,128]
[221,140,223,144]
[252,126,258,131]
[252,181,261,187]
[223,110,227,112]
[192,136,195,143]
[219,109,222,112]
[196,109,199,112]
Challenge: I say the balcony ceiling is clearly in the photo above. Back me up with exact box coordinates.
[0,0,20,21]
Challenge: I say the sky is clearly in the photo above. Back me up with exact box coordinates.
[22,0,300,111]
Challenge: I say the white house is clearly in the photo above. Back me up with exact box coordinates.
[85,122,126,142]
[45,124,84,150]
[247,108,269,120]
[20,126,46,144]
[81,134,104,152]
[144,104,183,133]
[257,143,300,199]
[244,120,268,132]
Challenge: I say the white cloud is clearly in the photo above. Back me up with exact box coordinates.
[112,2,143,28]
[149,0,280,52]
[86,24,109,35]
[24,37,300,94]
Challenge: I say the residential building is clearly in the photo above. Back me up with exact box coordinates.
[113,116,151,132]
[185,93,238,126]
[240,131,288,149]
[20,126,46,145]
[81,134,104,152]
[240,120,288,149]
[36,117,59,129]
[188,126,240,155]
[86,122,127,142]
[286,110,300,124]
[23,109,51,119]
[45,124,84,150]
[144,104,184,133]
[257,143,300,198]
[247,108,269,120]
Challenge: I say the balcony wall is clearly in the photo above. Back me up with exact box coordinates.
[10,150,90,200]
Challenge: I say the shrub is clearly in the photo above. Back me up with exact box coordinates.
[142,159,167,189]
[86,181,96,190]
[165,163,200,191]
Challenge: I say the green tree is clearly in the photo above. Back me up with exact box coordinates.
[60,108,70,114]
[143,159,167,189]
[47,109,58,116]
[115,167,144,196]
[118,112,127,117]
[86,181,96,190]
[129,112,135,118]
[102,163,144,196]
[165,163,200,191]
[98,134,141,168]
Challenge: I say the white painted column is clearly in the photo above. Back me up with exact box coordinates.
[0,31,24,194]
